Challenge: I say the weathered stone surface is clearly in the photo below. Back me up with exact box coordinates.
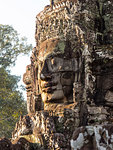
[0,138,12,150]
[71,125,113,150]
[12,109,79,149]
[0,138,31,150]
[10,0,113,149]
[12,138,31,150]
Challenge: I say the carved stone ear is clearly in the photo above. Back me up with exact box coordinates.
[23,65,31,85]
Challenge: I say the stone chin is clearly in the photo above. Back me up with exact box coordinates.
[41,90,65,103]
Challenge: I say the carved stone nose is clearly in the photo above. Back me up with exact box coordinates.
[40,73,52,80]
[40,73,46,80]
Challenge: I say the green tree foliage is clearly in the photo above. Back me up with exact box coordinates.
[0,25,32,138]
[0,24,32,68]
[0,67,27,138]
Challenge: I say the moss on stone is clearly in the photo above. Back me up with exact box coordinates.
[57,41,66,53]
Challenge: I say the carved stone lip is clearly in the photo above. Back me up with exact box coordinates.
[41,81,58,88]
[41,81,58,93]
[42,86,57,93]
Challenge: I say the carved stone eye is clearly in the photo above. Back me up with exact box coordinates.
[62,72,72,79]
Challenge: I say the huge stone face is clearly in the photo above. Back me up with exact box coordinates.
[12,0,113,149]
[37,39,82,104]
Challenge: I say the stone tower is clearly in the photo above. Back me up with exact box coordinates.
[12,0,113,149]
[50,0,61,5]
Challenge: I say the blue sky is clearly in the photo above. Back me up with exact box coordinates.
[0,0,50,98]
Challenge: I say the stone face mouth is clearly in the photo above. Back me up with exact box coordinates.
[41,81,58,93]
[41,81,57,87]
[42,87,57,93]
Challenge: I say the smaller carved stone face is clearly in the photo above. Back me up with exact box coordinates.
[103,75,113,106]
[93,60,113,106]
[37,39,81,104]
